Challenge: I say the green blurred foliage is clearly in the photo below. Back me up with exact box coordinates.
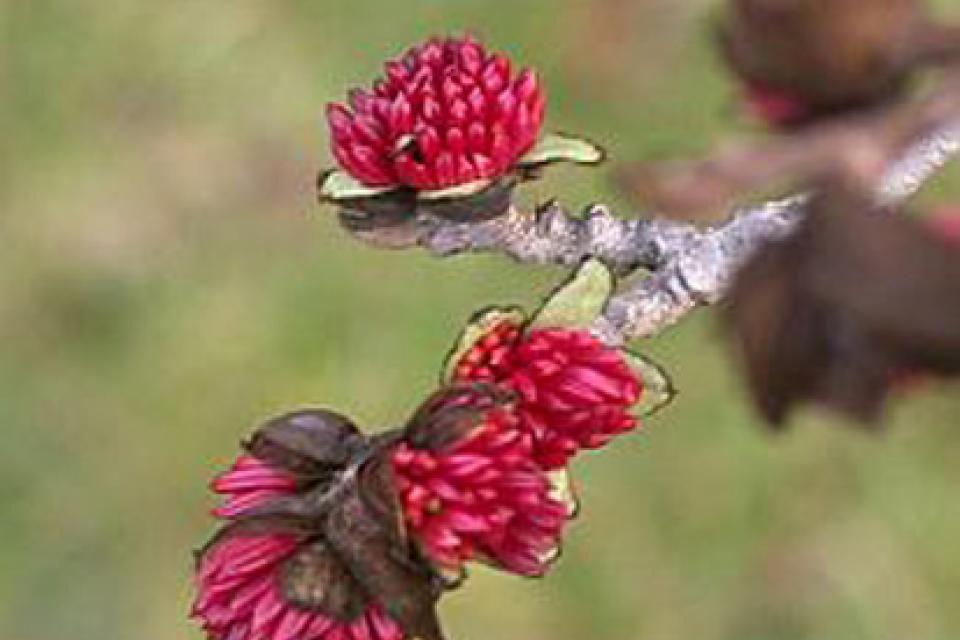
[1,1,959,640]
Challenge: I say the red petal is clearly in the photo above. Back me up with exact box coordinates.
[351,145,394,185]
[566,365,632,401]
[442,453,492,477]
[250,590,284,637]
[326,103,354,142]
[275,610,311,640]
[371,97,392,124]
[427,477,462,502]
[467,87,486,120]
[304,615,334,638]
[472,153,496,179]
[499,549,544,576]
[489,124,513,170]
[496,90,517,122]
[416,127,442,163]
[515,69,539,103]
[446,127,467,155]
[482,56,510,94]
[420,39,444,66]
[526,356,564,379]
[446,510,491,533]
[349,614,375,640]
[367,610,402,640]
[435,151,457,187]
[425,524,462,550]
[384,60,409,85]
[214,489,287,518]
[531,92,547,129]
[442,76,462,102]
[456,153,478,184]
[228,577,274,619]
[388,93,413,135]
[351,115,385,147]
[349,89,374,113]
[422,94,442,124]
[448,98,469,125]
[212,468,294,493]
[467,122,488,154]
[459,39,484,76]
[513,101,534,148]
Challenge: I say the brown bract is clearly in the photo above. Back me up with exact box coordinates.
[245,409,366,486]
[403,383,517,451]
[323,455,446,640]
[725,188,960,426]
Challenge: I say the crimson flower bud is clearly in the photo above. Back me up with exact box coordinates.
[441,259,675,469]
[327,36,544,191]
[452,322,642,469]
[392,402,568,577]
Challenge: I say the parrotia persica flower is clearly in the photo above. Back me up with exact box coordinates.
[391,392,568,577]
[318,35,605,229]
[196,457,405,640]
[192,386,571,640]
[328,35,545,190]
[192,410,425,640]
[442,259,675,469]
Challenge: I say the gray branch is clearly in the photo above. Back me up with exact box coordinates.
[411,124,959,345]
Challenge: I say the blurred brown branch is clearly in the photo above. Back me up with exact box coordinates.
[617,73,960,221]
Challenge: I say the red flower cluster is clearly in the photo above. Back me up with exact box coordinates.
[392,407,567,577]
[194,457,403,640]
[452,320,642,469]
[326,35,545,190]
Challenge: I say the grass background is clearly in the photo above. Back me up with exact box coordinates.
[2,1,960,639]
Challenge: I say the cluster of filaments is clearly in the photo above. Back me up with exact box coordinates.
[326,36,545,190]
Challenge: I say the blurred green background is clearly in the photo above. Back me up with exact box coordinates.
[2,1,960,639]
